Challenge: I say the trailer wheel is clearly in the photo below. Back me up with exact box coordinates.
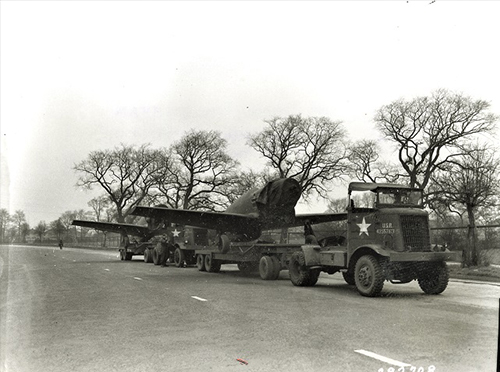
[152,248,160,265]
[259,256,273,280]
[218,234,231,254]
[174,247,185,268]
[271,255,281,280]
[259,256,280,280]
[354,255,384,297]
[205,255,221,273]
[144,249,153,263]
[196,254,206,271]
[289,251,319,287]
[342,271,355,285]
[418,262,449,295]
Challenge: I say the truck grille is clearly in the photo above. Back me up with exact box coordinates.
[400,215,431,252]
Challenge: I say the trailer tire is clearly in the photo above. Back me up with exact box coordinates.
[418,262,449,295]
[218,234,231,254]
[259,256,274,280]
[144,249,151,263]
[205,255,221,273]
[354,255,385,297]
[174,247,185,268]
[271,255,281,280]
[196,254,206,271]
[289,251,319,287]
[259,256,280,280]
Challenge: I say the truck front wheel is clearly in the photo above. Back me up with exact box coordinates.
[174,247,185,268]
[354,255,385,297]
[418,262,449,295]
[289,251,320,287]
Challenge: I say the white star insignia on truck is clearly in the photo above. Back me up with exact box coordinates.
[357,217,371,236]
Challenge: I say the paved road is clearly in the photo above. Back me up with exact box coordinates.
[0,245,498,372]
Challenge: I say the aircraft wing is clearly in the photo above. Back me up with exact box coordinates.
[131,206,261,234]
[71,220,152,238]
[293,212,348,226]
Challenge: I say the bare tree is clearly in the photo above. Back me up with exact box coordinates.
[0,209,9,244]
[153,130,240,211]
[50,219,66,241]
[429,145,500,266]
[348,139,402,183]
[375,89,498,190]
[12,210,26,242]
[74,144,162,222]
[248,115,349,199]
[33,221,48,243]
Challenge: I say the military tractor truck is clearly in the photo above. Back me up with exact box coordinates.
[288,182,461,297]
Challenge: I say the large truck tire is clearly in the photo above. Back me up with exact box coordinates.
[354,255,385,297]
[271,255,281,279]
[205,255,221,273]
[196,254,206,271]
[144,249,154,263]
[289,251,319,287]
[259,256,280,280]
[173,247,185,268]
[418,262,449,295]
[342,271,355,285]
[153,243,168,266]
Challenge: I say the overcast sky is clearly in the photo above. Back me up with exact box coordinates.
[1,1,499,225]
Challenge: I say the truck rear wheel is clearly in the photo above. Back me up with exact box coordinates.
[144,249,153,263]
[418,262,449,295]
[174,247,185,268]
[354,255,385,297]
[205,255,221,273]
[196,254,206,271]
[289,251,319,287]
[259,255,280,280]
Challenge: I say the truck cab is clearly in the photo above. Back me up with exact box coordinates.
[290,182,462,296]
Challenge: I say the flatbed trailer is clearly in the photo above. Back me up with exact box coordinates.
[191,242,304,280]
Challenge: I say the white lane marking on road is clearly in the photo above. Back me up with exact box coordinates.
[191,296,208,302]
[104,269,110,271]
[133,277,143,281]
[354,350,412,367]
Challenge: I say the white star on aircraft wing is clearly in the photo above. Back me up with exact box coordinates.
[357,217,371,236]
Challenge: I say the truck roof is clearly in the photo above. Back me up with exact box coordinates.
[348,182,421,192]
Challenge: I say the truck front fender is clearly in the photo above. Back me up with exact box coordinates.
[301,244,322,266]
[352,244,391,258]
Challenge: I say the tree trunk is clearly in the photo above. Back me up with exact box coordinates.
[466,205,479,267]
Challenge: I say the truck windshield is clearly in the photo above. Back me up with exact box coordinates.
[377,188,423,207]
